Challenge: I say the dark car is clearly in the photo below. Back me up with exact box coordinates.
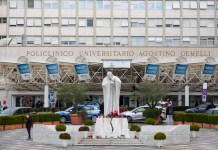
[206,108,218,115]
[0,107,34,116]
[185,103,214,113]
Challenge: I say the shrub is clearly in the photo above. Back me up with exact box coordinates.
[184,113,194,122]
[154,132,166,140]
[130,124,141,132]
[79,126,90,131]
[143,108,162,119]
[173,113,185,122]
[4,116,15,125]
[59,133,71,140]
[193,114,208,123]
[53,114,61,121]
[0,116,5,125]
[84,120,94,126]
[144,118,155,125]
[190,125,200,131]
[55,124,66,131]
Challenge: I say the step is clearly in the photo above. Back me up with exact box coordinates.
[77,139,145,146]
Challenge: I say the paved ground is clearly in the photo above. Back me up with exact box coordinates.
[0,128,218,150]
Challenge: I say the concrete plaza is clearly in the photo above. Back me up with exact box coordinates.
[0,128,217,150]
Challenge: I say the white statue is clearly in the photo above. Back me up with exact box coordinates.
[102,72,121,116]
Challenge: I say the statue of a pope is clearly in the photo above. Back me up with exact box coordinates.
[102,72,121,116]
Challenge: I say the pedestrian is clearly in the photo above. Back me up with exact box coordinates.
[26,112,33,140]
[166,99,174,125]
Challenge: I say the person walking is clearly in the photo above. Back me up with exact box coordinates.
[26,112,33,140]
[166,99,174,125]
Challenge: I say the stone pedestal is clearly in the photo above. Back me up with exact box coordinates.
[94,118,130,139]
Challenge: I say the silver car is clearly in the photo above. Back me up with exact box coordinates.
[120,105,166,123]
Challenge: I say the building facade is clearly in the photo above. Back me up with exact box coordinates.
[0,0,218,108]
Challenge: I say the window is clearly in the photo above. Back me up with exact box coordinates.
[9,18,24,26]
[165,1,180,9]
[96,37,110,45]
[131,36,145,46]
[79,0,93,9]
[165,37,180,46]
[96,19,110,27]
[200,1,214,10]
[61,18,76,26]
[0,0,7,6]
[44,37,59,45]
[61,0,76,9]
[183,1,197,9]
[79,37,93,45]
[131,0,145,9]
[28,0,41,8]
[27,18,42,27]
[165,19,180,27]
[44,18,59,27]
[200,37,214,46]
[114,0,128,9]
[183,19,197,27]
[131,19,145,27]
[0,18,7,23]
[79,19,93,27]
[148,19,162,28]
[183,37,197,45]
[148,0,163,10]
[96,0,110,9]
[0,35,6,40]
[148,37,163,46]
[114,19,128,27]
[61,37,76,45]
[44,0,59,9]
[200,19,214,28]
[113,37,128,46]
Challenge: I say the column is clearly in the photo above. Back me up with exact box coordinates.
[178,91,182,106]
[44,84,49,107]
[185,85,189,106]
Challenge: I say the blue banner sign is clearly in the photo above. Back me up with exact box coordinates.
[175,64,188,74]
[203,64,216,75]
[18,64,30,74]
[75,64,88,74]
[17,64,33,80]
[146,64,159,75]
[46,64,59,75]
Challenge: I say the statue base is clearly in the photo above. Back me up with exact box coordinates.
[94,118,130,139]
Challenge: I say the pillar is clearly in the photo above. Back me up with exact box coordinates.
[185,85,189,106]
[178,91,182,106]
[44,85,49,107]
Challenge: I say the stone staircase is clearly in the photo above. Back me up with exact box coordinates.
[77,139,145,146]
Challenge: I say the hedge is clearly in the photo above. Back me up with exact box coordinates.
[173,113,218,124]
[0,114,60,125]
[173,113,185,122]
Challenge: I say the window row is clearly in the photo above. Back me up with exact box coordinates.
[9,36,216,46]
[0,35,6,39]
[8,0,217,10]
[8,18,216,28]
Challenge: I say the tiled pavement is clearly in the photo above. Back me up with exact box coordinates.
[0,128,218,150]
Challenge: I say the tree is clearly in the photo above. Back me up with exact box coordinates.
[134,81,168,108]
[57,83,89,112]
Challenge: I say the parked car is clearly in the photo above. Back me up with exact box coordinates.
[206,108,218,115]
[185,102,213,113]
[120,105,166,123]
[55,105,101,123]
[0,107,34,116]
[82,101,100,109]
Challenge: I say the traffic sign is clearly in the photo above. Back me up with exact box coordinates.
[202,95,207,102]
[202,89,208,95]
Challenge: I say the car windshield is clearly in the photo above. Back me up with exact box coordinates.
[65,107,74,112]
[206,110,213,114]
[0,108,16,115]
[197,103,208,109]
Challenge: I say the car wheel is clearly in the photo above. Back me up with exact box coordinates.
[60,116,67,123]
[127,116,132,123]
[92,116,97,123]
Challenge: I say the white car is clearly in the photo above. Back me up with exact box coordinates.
[120,105,166,123]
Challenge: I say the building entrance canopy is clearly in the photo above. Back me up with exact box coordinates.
[0,46,218,92]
